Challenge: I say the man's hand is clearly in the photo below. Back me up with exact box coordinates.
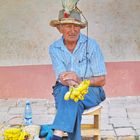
[59,71,81,86]
[65,79,79,87]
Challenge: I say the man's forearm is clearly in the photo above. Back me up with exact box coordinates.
[88,76,106,86]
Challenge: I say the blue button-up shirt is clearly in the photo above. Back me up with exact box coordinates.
[49,33,106,80]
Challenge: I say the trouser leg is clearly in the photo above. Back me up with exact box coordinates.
[68,101,84,140]
[52,84,79,132]
[67,86,105,140]
[82,86,106,109]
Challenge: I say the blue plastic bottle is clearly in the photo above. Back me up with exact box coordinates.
[24,100,32,125]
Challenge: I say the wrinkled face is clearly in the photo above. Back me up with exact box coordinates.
[59,24,81,43]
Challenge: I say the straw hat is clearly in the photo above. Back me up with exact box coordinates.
[50,9,87,29]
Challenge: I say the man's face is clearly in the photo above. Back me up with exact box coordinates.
[60,24,81,42]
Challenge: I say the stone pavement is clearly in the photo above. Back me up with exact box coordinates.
[0,96,140,140]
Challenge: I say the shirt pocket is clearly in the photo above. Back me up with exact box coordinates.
[78,57,93,78]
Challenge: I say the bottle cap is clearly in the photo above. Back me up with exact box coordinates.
[26,100,30,105]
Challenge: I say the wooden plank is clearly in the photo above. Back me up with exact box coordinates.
[81,124,94,129]
[81,128,100,136]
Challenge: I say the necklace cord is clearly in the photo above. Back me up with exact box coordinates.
[75,7,89,79]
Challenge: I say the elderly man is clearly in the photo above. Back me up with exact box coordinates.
[49,9,106,140]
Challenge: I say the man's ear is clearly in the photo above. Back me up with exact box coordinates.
[57,25,63,33]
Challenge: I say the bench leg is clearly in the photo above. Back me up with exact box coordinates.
[94,135,99,140]
[93,109,101,140]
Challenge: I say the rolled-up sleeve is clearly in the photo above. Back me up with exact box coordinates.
[89,41,107,76]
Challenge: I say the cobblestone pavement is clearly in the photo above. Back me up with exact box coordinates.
[0,96,140,140]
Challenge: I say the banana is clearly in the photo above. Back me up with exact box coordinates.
[18,131,29,140]
[64,80,90,102]
[74,97,79,102]
[78,94,84,100]
[70,93,75,100]
[64,91,71,100]
[3,127,29,140]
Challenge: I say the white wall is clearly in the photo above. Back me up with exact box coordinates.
[0,0,140,66]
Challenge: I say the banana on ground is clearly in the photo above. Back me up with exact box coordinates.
[4,127,29,140]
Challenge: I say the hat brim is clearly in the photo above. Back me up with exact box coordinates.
[50,18,87,29]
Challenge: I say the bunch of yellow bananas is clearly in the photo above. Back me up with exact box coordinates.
[64,80,90,102]
[4,127,29,140]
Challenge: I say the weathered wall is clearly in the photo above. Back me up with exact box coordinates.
[0,0,140,66]
[0,0,140,98]
[0,62,140,99]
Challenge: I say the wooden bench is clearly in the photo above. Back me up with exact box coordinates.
[81,105,102,140]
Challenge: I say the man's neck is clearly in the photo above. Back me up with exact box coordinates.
[64,40,77,53]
